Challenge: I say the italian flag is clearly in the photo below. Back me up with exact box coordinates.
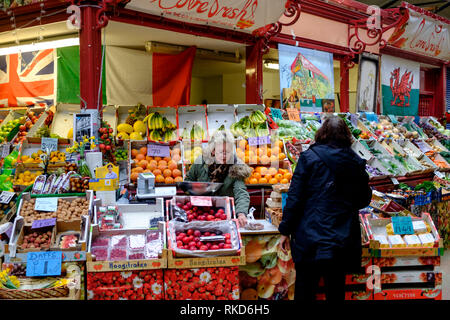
[56,45,196,106]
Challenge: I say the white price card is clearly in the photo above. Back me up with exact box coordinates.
[391,177,399,185]
[0,191,14,204]
[190,196,212,207]
[435,171,445,179]
[1,143,10,158]
[41,138,58,153]
[34,197,58,212]
[147,144,170,157]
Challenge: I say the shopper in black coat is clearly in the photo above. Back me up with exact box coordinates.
[278,115,372,301]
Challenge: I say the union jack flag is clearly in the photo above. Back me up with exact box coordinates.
[0,49,55,107]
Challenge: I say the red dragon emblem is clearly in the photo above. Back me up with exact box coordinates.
[390,67,414,106]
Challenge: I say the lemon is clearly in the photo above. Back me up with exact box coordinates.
[117,132,130,140]
[129,132,144,140]
[117,123,134,134]
[133,120,147,135]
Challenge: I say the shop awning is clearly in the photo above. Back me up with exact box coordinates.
[124,0,288,33]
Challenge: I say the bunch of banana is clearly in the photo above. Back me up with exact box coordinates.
[144,112,178,142]
[181,124,205,141]
[249,110,267,125]
[144,112,164,130]
[162,117,176,131]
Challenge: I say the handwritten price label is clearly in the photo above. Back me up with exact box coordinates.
[0,191,14,204]
[26,251,62,277]
[248,136,270,146]
[41,137,58,153]
[287,108,300,121]
[147,144,170,157]
[392,216,414,235]
[31,218,56,229]
[34,197,58,212]
[350,114,358,127]
[1,143,11,159]
[190,196,212,207]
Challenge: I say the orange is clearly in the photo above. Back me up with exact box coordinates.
[158,164,167,171]
[168,161,177,170]
[149,160,158,167]
[271,147,279,154]
[277,141,284,148]
[130,172,139,182]
[253,172,261,180]
[153,169,162,176]
[260,155,270,164]
[245,144,249,151]
[268,167,277,176]
[244,156,250,164]
[254,167,262,174]
[278,153,286,161]
[269,178,278,184]
[274,173,283,181]
[136,154,145,161]
[238,139,247,150]
[131,149,138,158]
[172,154,181,162]
[264,175,272,181]
[139,147,147,155]
[165,176,174,184]
[284,172,292,180]
[280,178,289,184]
[163,157,171,163]
[134,167,144,173]
[172,169,182,177]
[249,178,258,184]
[259,178,268,184]
[155,175,165,183]
[279,169,288,174]
[158,160,167,167]
[174,176,183,183]
[260,167,268,176]
[143,169,152,173]
[154,157,162,161]
[163,169,172,177]
[146,156,153,162]
[257,148,265,157]
[147,163,157,171]
[139,160,148,169]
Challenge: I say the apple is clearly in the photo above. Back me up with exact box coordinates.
[219,243,225,249]
[206,215,214,221]
[187,215,194,221]
[224,233,230,239]
[204,232,210,237]
[194,230,201,237]
[200,245,208,251]
[224,244,232,249]
[176,241,183,247]
[187,229,194,236]
[211,245,219,250]
[220,214,227,220]
[188,241,196,247]
[225,239,231,244]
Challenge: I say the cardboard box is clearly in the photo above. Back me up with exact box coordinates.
[178,105,209,142]
[147,106,179,141]
[15,221,56,253]
[168,196,233,221]
[18,139,70,169]
[206,104,236,133]
[48,103,78,144]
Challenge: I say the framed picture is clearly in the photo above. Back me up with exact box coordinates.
[73,113,93,143]
[356,53,380,113]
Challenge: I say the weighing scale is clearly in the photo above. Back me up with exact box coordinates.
[176,181,223,196]
[136,172,177,200]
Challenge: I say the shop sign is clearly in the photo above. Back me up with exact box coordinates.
[388,5,450,61]
[125,0,288,33]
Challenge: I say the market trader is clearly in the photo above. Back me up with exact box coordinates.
[279,115,372,301]
[185,130,252,227]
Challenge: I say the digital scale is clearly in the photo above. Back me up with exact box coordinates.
[136,172,177,200]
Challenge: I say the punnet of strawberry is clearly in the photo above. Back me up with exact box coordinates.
[168,220,240,257]
[171,196,231,222]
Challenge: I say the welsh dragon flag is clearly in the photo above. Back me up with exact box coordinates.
[57,45,196,106]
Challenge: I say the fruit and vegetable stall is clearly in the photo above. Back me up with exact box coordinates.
[0,104,448,301]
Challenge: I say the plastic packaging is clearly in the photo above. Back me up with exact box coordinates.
[128,234,146,251]
[31,175,46,195]
[403,235,421,247]
[374,235,389,248]
[418,233,435,247]
[171,204,188,223]
[388,235,406,248]
[91,246,108,261]
[412,220,428,234]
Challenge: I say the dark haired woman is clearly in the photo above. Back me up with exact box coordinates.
[278,116,372,301]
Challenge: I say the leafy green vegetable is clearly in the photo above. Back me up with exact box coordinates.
[414,181,436,192]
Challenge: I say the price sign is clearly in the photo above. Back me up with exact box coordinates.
[41,137,58,153]
[147,143,170,157]
[190,196,212,207]
[388,115,398,124]
[34,197,58,212]
[391,177,399,185]
[350,114,358,127]
[391,216,414,235]
[26,251,62,277]
[31,218,56,229]
[414,141,433,153]
[287,108,300,121]
[0,191,15,204]
[248,137,259,146]
[270,108,283,120]
[435,171,445,179]
[1,143,10,159]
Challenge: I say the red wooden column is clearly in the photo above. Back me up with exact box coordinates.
[339,59,350,112]
[246,41,263,104]
[436,64,446,118]
[79,3,103,109]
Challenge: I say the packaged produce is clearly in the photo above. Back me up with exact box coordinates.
[388,235,406,248]
[97,206,122,230]
[366,164,384,177]
[31,175,46,195]
[91,237,110,247]
[412,220,429,234]
[128,234,146,251]
[418,233,435,247]
[403,235,421,247]
[91,246,108,260]
[57,232,80,249]
[374,235,389,248]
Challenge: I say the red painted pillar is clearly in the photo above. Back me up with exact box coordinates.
[436,65,446,118]
[339,59,349,113]
[79,4,103,109]
[246,41,263,104]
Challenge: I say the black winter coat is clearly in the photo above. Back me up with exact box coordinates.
[278,142,372,272]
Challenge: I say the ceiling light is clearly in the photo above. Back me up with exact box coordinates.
[0,37,79,56]
[264,61,279,70]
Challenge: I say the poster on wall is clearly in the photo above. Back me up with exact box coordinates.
[381,55,420,116]
[278,44,334,113]
[356,53,379,113]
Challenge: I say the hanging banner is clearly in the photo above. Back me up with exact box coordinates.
[388,4,450,61]
[125,0,287,33]
[279,44,334,113]
[381,55,420,116]
[0,49,55,107]
[356,53,379,113]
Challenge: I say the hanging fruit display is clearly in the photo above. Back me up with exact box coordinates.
[98,121,116,165]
